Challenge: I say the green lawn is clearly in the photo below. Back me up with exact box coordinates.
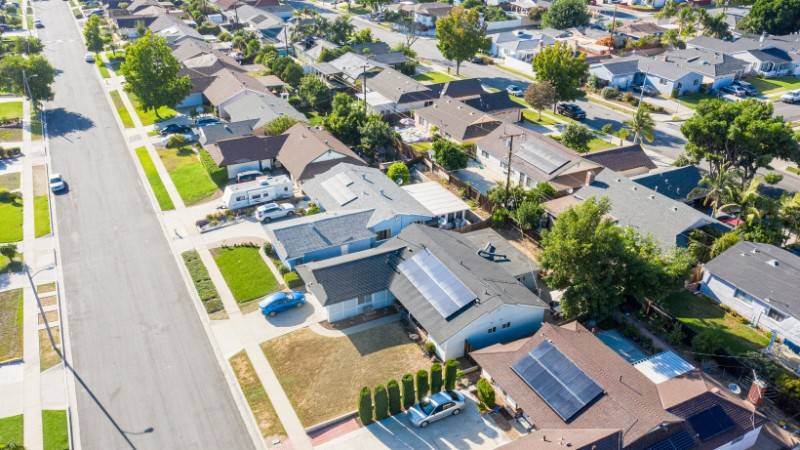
[588,138,616,152]
[34,195,51,237]
[127,92,176,125]
[95,57,110,78]
[158,147,219,206]
[745,76,800,95]
[412,71,459,84]
[522,109,560,126]
[109,90,134,128]
[675,92,717,109]
[135,147,175,211]
[0,414,23,447]
[410,141,432,154]
[0,288,24,363]
[0,101,23,121]
[42,410,68,450]
[661,290,771,355]
[181,250,224,317]
[509,95,578,125]
[212,246,279,304]
[0,196,23,243]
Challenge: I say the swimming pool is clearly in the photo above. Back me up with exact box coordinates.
[597,329,648,364]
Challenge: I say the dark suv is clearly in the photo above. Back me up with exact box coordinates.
[556,103,586,120]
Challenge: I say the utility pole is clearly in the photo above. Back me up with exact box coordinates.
[361,63,369,111]
[501,128,524,208]
[608,4,618,52]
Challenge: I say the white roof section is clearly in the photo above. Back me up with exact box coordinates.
[633,351,695,384]
[402,181,470,217]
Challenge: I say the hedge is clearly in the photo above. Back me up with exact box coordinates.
[444,359,459,391]
[387,380,401,415]
[181,250,223,314]
[416,370,429,403]
[374,385,389,421]
[358,386,373,425]
[401,373,415,409]
[283,271,303,289]
[477,378,495,408]
[430,363,442,393]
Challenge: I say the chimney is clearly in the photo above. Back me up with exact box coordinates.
[585,171,595,186]
[748,379,767,407]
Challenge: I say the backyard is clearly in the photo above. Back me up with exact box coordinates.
[127,92,176,125]
[661,290,771,355]
[211,245,279,304]
[158,146,220,206]
[229,351,285,439]
[0,414,23,448]
[261,321,431,426]
[0,288,24,363]
[745,76,800,95]
[135,147,175,211]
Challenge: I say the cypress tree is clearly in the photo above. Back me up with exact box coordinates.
[401,373,415,409]
[444,359,460,391]
[387,380,402,415]
[358,386,373,424]
[416,369,430,402]
[430,363,443,393]
[374,384,389,421]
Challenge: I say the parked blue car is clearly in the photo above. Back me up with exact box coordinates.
[259,291,305,317]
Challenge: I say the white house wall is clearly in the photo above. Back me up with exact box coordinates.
[713,426,761,450]
[325,289,395,322]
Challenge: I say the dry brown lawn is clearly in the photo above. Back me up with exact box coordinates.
[229,351,285,439]
[0,289,23,362]
[37,283,56,294]
[261,322,430,426]
[39,327,61,372]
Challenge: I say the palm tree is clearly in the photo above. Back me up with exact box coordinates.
[625,108,655,144]
[676,6,697,38]
[779,192,800,244]
[689,165,741,217]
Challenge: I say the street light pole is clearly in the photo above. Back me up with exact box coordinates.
[22,69,38,107]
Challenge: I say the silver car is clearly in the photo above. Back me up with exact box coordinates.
[408,390,465,428]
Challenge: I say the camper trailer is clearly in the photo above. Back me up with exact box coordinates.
[222,175,293,209]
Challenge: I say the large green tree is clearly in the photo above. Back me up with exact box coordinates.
[0,54,56,104]
[680,99,799,186]
[358,114,395,157]
[432,137,468,171]
[83,15,104,53]
[324,93,366,145]
[435,6,488,75]
[120,32,190,118]
[741,0,800,35]
[298,75,331,111]
[533,42,588,109]
[542,0,589,29]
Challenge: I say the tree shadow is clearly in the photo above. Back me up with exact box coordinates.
[43,108,94,137]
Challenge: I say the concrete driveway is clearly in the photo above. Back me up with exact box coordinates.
[316,397,510,450]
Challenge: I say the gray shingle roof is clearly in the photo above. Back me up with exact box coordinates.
[365,67,436,104]
[220,90,306,129]
[199,119,257,146]
[461,227,540,278]
[427,78,486,99]
[301,164,432,228]
[592,56,642,76]
[632,165,703,202]
[265,209,376,260]
[463,92,522,115]
[662,48,748,78]
[203,69,269,107]
[205,134,287,166]
[748,47,792,63]
[704,241,800,319]
[687,35,761,54]
[638,58,699,82]
[574,169,723,250]
[415,98,502,142]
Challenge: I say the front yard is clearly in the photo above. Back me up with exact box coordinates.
[229,351,285,439]
[42,410,68,450]
[0,414,23,447]
[211,246,279,304]
[413,71,459,84]
[675,92,718,109]
[135,146,175,211]
[661,290,771,355]
[0,192,23,243]
[158,146,220,206]
[0,101,22,121]
[0,288,24,363]
[127,92,176,125]
[746,76,800,95]
[261,321,431,427]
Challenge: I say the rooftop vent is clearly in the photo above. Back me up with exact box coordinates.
[648,194,655,199]
[671,206,678,212]
[766,259,779,267]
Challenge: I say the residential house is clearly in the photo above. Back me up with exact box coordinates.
[638,57,704,97]
[197,119,257,146]
[427,78,486,100]
[508,0,551,16]
[471,322,766,450]
[463,92,523,123]
[616,21,667,41]
[301,163,433,240]
[149,14,202,46]
[414,98,502,144]
[582,143,657,177]
[182,51,245,76]
[700,241,800,354]
[588,56,643,90]
[176,67,217,109]
[232,4,286,39]
[219,90,306,129]
[631,165,704,203]
[460,227,544,294]
[490,30,555,61]
[265,210,377,269]
[543,168,726,250]
[296,224,548,359]
[401,181,471,228]
[213,0,279,12]
[203,68,270,111]
[688,35,800,78]
[476,123,600,192]
[278,125,366,182]
[327,52,386,84]
[661,48,749,91]
[413,3,453,30]
[362,67,438,114]
[204,134,287,179]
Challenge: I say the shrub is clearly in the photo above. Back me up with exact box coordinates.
[397,374,415,410]
[560,124,595,153]
[386,161,409,185]
[166,134,186,148]
[622,92,637,104]
[432,137,468,171]
[0,189,22,203]
[692,330,722,355]
[276,263,290,275]
[374,385,389,421]
[283,271,303,289]
[444,359,459,391]
[358,386,373,424]
[477,378,495,408]
[416,370,429,402]
[601,86,620,99]
[304,203,320,216]
[430,363,443,393]
[263,242,275,257]
[423,340,436,357]
[491,207,509,225]
[387,380,402,415]
[667,323,684,346]
[0,147,22,159]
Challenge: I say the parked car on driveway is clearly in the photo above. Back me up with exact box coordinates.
[194,116,221,127]
[556,103,586,120]
[160,132,197,146]
[158,123,192,135]
[255,202,295,222]
[720,85,747,98]
[781,90,800,104]
[631,84,657,96]
[259,291,305,317]
[506,85,523,96]
[408,391,466,428]
[733,80,757,96]
[49,174,66,192]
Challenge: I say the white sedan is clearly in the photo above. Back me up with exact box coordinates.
[49,174,66,192]
[781,90,800,104]
[506,85,524,96]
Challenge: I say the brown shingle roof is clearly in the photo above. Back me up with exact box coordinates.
[277,124,366,181]
[203,68,268,106]
[415,98,502,142]
[583,144,657,173]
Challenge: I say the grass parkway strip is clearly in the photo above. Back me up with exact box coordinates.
[134,146,175,211]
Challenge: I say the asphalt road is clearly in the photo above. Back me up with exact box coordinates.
[34,2,254,449]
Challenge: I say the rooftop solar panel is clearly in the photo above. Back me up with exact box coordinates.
[687,405,735,442]
[511,340,603,422]
[397,249,476,320]
[517,142,570,175]
[645,430,696,450]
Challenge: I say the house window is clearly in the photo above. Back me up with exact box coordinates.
[693,79,699,85]
[481,150,489,158]
[767,308,787,322]
[734,289,757,304]
[376,229,391,240]
[659,78,668,85]
[235,195,246,201]
[501,322,511,329]
[487,327,496,334]
[358,294,372,305]
[251,194,261,199]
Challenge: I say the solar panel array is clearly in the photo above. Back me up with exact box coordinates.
[511,340,604,422]
[687,405,735,442]
[397,249,476,320]
[645,430,696,450]
[517,142,570,175]
[321,172,357,205]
